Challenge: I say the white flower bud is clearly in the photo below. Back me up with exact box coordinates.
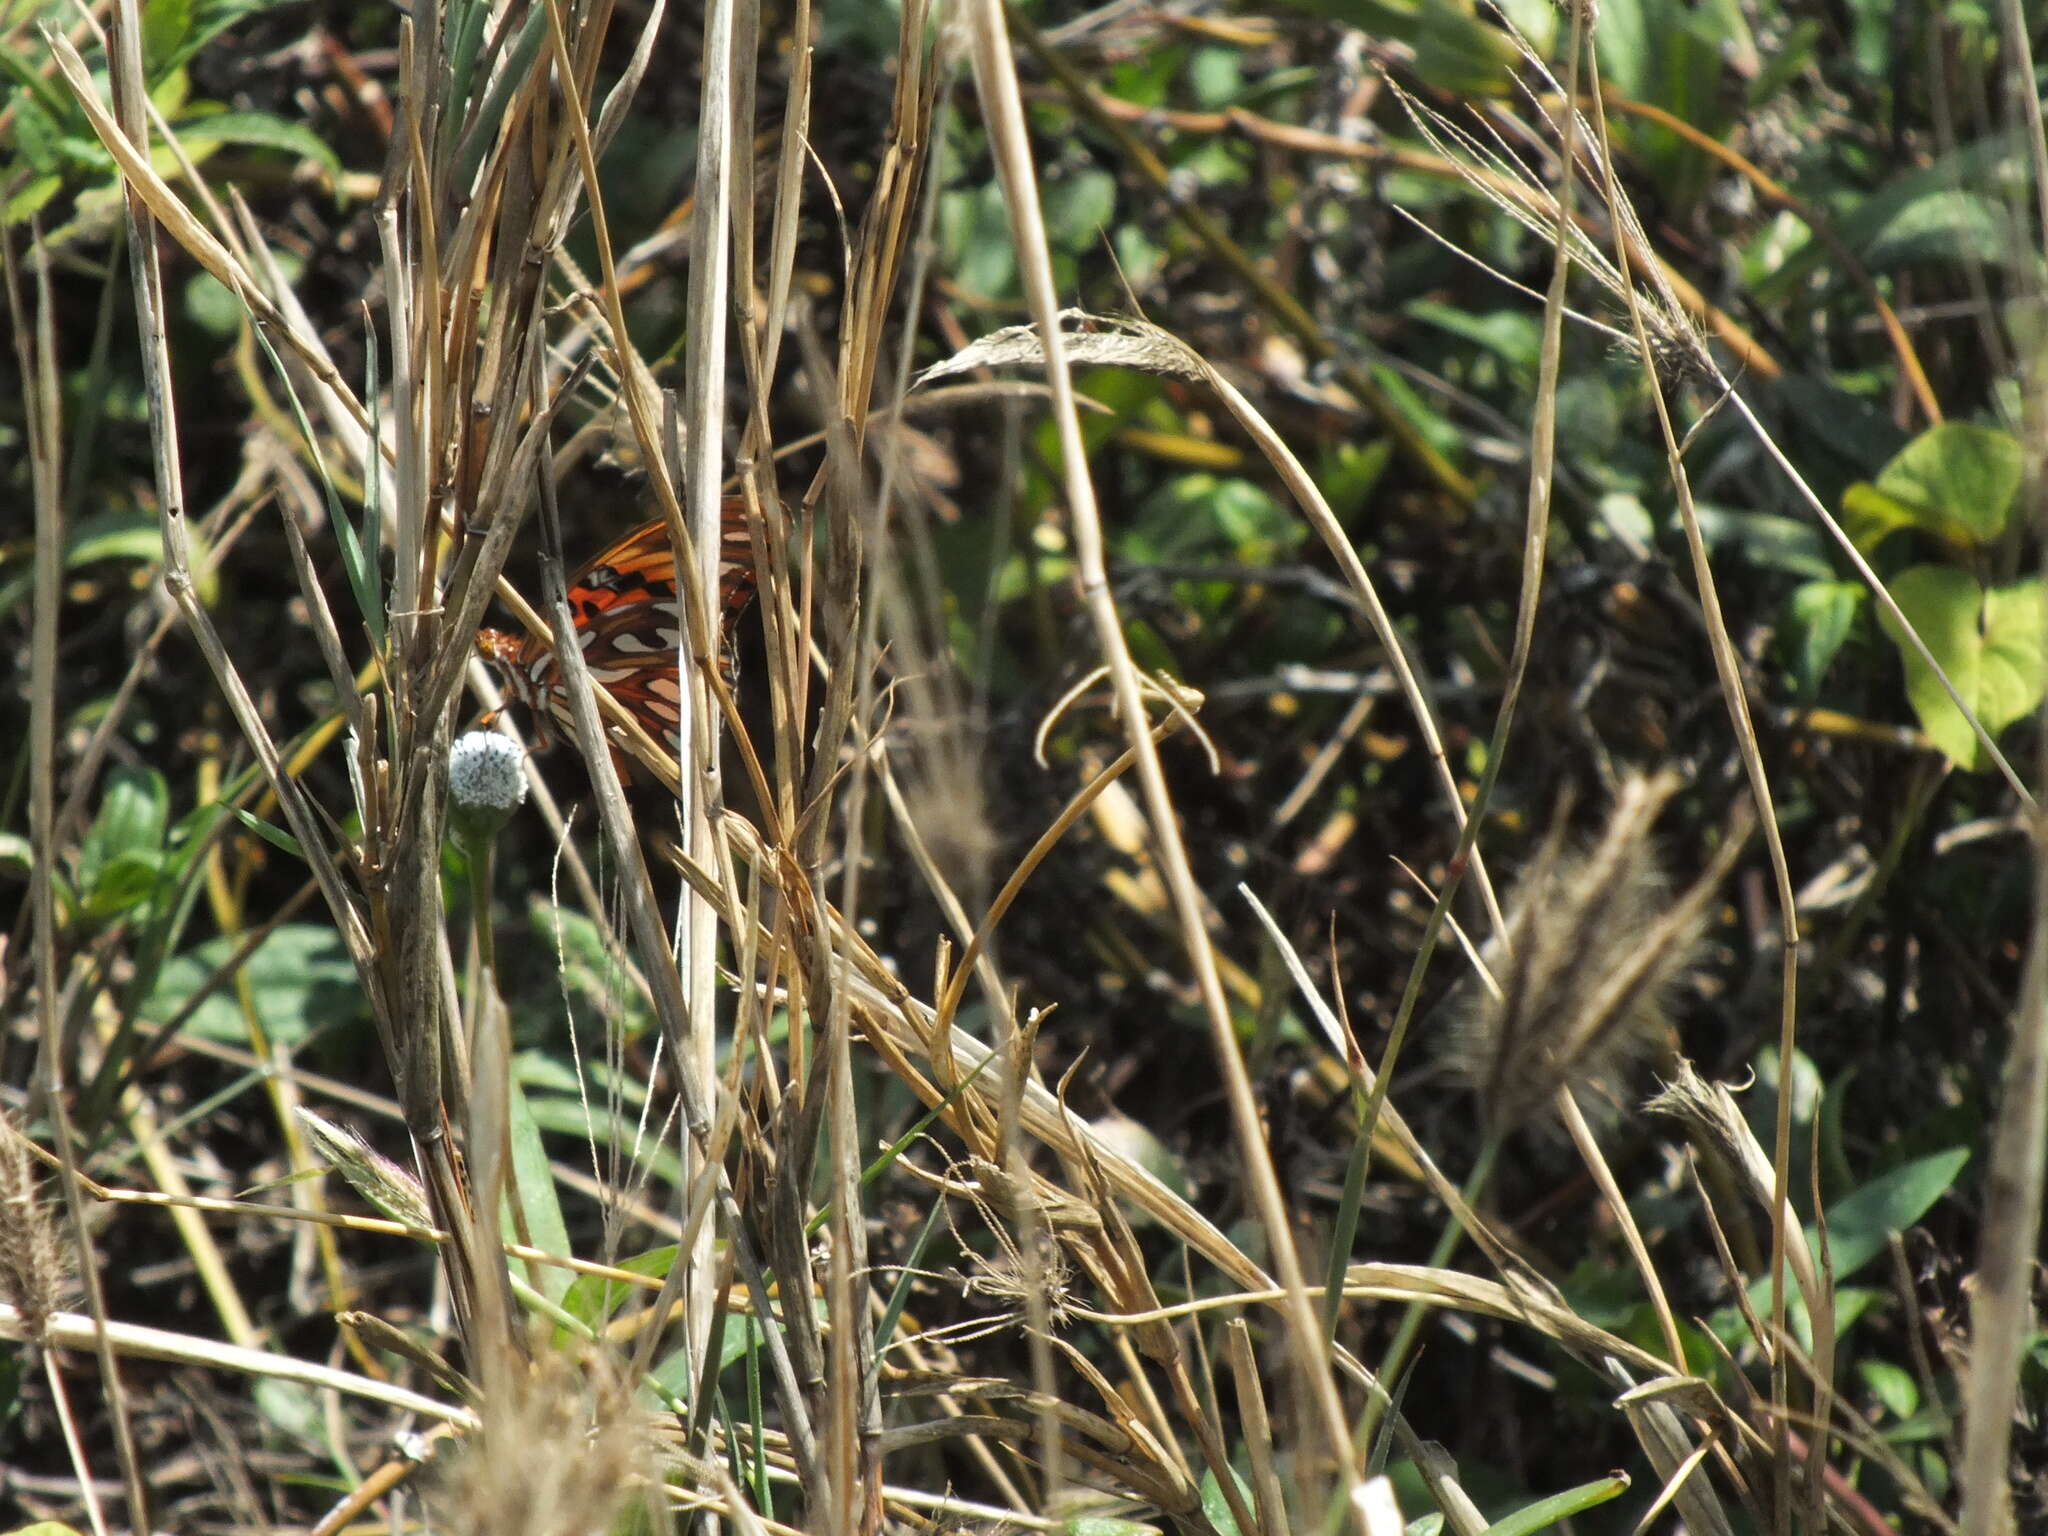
[448,731,527,851]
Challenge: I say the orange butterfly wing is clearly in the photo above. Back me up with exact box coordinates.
[476,502,757,756]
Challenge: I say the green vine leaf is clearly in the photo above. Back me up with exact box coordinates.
[1879,564,2047,770]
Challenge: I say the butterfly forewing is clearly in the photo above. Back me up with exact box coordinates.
[475,500,757,760]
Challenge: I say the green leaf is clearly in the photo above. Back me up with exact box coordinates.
[79,767,169,895]
[142,0,196,75]
[10,93,69,178]
[229,806,306,861]
[1784,580,1864,698]
[503,1079,571,1304]
[939,183,1016,302]
[561,1245,677,1332]
[1841,483,1927,558]
[155,0,303,74]
[1879,566,2047,769]
[1283,0,1518,96]
[1043,168,1117,254]
[244,309,383,647]
[1812,1147,1969,1281]
[0,45,77,123]
[1190,45,1244,107]
[1199,1465,1256,1536]
[1405,300,1541,371]
[152,70,195,122]
[1844,421,2026,557]
[1369,361,1463,464]
[1859,1358,1921,1420]
[1321,438,1393,524]
[1866,190,2015,269]
[1694,504,1833,579]
[1756,135,2025,301]
[1749,17,1820,103]
[79,850,167,920]
[1477,1473,1631,1534]
[67,513,163,569]
[3,174,64,227]
[144,923,364,1045]
[1873,423,2024,549]
[171,109,341,178]
[521,1093,683,1186]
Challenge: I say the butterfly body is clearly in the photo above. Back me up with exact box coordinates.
[477,501,757,757]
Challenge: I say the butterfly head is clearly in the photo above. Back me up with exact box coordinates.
[476,626,557,749]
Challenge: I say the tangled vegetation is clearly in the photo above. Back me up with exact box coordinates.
[3,0,2046,1532]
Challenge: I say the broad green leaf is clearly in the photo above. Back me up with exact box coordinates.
[142,0,196,77]
[1841,421,2026,558]
[252,1377,322,1442]
[1866,190,2016,270]
[1043,168,1117,253]
[172,109,341,178]
[1190,45,1244,107]
[1784,580,1864,697]
[1880,566,2046,769]
[1738,1151,1968,1343]
[1812,1147,1969,1281]
[1872,423,2024,548]
[646,1298,824,1407]
[1757,135,2025,301]
[1369,361,1463,463]
[79,850,166,921]
[1841,482,1928,557]
[531,899,655,1039]
[1321,438,1394,524]
[144,923,364,1045]
[0,44,75,122]
[939,183,1016,302]
[1064,1522,1163,1535]
[520,1094,683,1187]
[185,268,247,336]
[79,767,169,894]
[1859,1358,1920,1420]
[1749,17,1820,103]
[10,94,68,177]
[149,66,190,118]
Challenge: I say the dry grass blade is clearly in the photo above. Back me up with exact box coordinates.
[18,0,2027,1528]
[0,1302,477,1428]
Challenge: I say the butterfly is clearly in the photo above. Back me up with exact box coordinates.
[476,499,758,758]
